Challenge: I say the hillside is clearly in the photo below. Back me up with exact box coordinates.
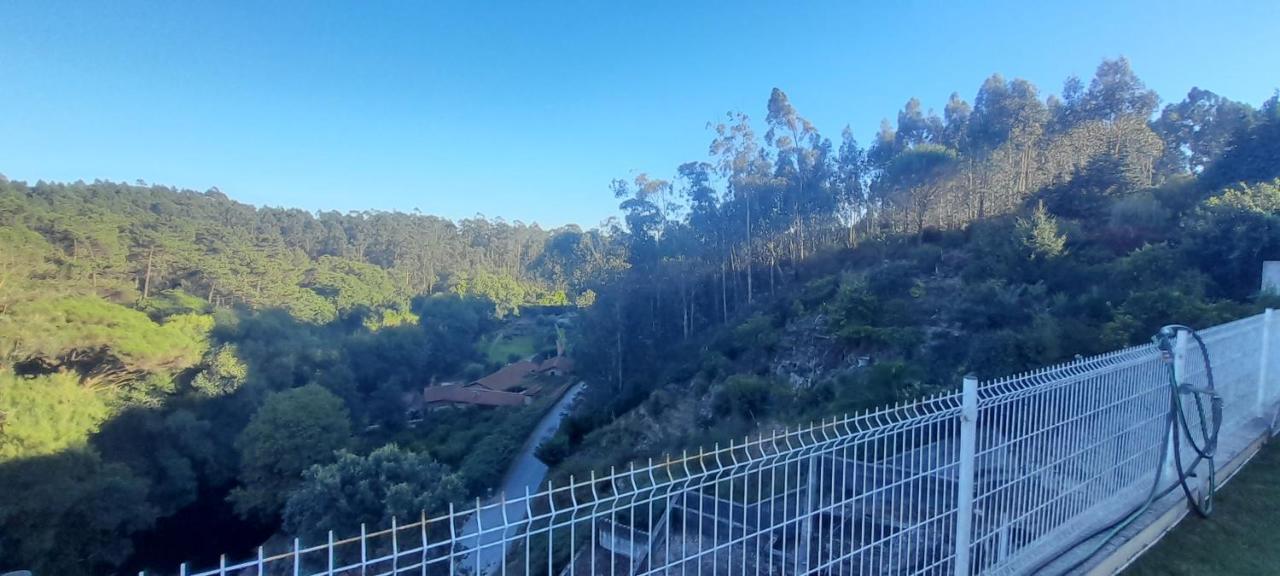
[541,62,1280,486]
[2,57,1279,575]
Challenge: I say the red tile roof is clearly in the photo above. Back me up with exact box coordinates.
[422,385,530,407]
[539,356,575,373]
[472,361,539,391]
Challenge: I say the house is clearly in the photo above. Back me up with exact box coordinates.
[471,360,539,392]
[422,384,531,409]
[538,356,575,377]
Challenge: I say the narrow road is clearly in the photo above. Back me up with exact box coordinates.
[456,381,586,574]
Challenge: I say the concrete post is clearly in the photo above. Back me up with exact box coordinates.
[954,374,979,576]
[1258,309,1274,420]
[1164,331,1189,482]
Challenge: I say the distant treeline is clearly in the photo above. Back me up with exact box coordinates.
[2,56,1279,576]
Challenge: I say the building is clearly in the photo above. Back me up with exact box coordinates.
[471,360,540,392]
[538,356,575,377]
[421,383,531,409]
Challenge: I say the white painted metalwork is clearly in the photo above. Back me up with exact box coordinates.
[154,310,1279,576]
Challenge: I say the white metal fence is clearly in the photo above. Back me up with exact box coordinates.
[160,309,1279,576]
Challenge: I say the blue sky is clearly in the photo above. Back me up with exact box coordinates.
[3,0,1277,228]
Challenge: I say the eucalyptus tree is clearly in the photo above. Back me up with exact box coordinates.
[834,127,869,246]
[1154,88,1258,177]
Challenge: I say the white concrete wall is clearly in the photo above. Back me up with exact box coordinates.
[1264,261,1280,294]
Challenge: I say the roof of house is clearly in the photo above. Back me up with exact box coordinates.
[539,356,575,373]
[422,384,530,407]
[472,360,539,391]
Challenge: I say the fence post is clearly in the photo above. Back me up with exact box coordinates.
[1165,331,1189,481]
[1258,308,1274,420]
[954,374,979,576]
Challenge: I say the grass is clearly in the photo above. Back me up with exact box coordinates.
[1124,439,1280,575]
[485,333,539,364]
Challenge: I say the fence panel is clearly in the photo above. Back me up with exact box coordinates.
[157,311,1275,576]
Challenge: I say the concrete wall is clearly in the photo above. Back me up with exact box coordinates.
[1263,261,1280,294]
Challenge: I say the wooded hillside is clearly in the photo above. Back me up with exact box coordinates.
[1,57,1278,575]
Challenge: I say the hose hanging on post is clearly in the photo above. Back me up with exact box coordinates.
[1157,324,1222,519]
[1030,324,1222,575]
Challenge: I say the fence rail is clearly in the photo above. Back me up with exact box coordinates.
[161,309,1279,576]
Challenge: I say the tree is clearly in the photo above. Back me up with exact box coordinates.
[1017,201,1067,260]
[876,144,958,239]
[942,93,972,150]
[0,449,156,576]
[0,369,109,461]
[1079,57,1159,123]
[93,408,226,516]
[894,97,944,147]
[835,127,868,245]
[229,384,352,520]
[282,444,464,542]
[1154,88,1257,176]
[1037,152,1145,219]
[1201,95,1280,190]
[0,295,211,392]
[1183,179,1280,299]
[190,343,248,397]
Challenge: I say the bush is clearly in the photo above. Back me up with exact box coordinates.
[535,433,571,466]
[728,314,780,359]
[712,375,783,420]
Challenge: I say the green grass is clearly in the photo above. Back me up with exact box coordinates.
[484,333,539,364]
[1125,440,1280,575]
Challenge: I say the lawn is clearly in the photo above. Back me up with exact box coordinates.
[484,333,540,364]
[1125,439,1280,575]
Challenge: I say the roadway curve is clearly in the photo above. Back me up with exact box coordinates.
[456,381,586,574]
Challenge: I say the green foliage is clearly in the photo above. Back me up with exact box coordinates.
[229,385,352,521]
[93,408,226,516]
[728,314,780,359]
[0,369,109,461]
[535,433,571,466]
[824,277,920,349]
[282,444,464,542]
[190,343,249,397]
[485,333,539,365]
[1183,179,1280,298]
[1204,178,1280,212]
[0,449,156,576]
[139,289,210,319]
[0,223,56,311]
[713,375,786,420]
[1017,201,1067,260]
[1201,96,1280,190]
[1038,153,1144,219]
[1101,289,1240,348]
[454,405,545,495]
[0,58,1276,571]
[817,362,925,413]
[449,269,541,317]
[1,295,211,390]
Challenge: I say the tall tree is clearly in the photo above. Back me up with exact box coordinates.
[229,384,352,521]
[1079,57,1159,123]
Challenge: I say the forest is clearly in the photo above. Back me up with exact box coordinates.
[2,57,1279,575]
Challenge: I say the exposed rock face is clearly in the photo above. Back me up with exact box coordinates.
[770,313,852,389]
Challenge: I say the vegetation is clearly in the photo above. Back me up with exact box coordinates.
[549,58,1280,484]
[228,385,352,521]
[1125,441,1280,575]
[2,56,1279,574]
[282,444,465,543]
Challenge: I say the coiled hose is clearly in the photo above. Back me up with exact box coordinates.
[1031,324,1221,575]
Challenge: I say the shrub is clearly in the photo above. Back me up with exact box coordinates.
[712,375,783,420]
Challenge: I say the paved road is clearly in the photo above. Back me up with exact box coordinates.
[456,381,586,574]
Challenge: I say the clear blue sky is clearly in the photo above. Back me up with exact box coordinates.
[3,0,1277,228]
